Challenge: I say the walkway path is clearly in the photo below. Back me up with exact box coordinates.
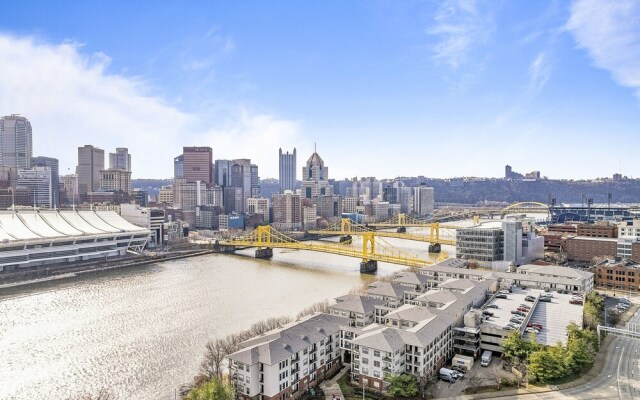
[320,365,349,400]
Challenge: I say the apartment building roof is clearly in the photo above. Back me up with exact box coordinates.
[353,326,406,353]
[332,294,385,314]
[437,278,477,291]
[385,304,436,324]
[229,313,348,366]
[392,271,434,286]
[366,281,406,299]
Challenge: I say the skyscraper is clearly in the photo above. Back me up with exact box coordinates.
[214,159,232,187]
[0,114,32,170]
[18,166,52,208]
[183,146,212,183]
[109,147,131,171]
[174,154,184,178]
[31,156,60,208]
[76,145,105,195]
[301,148,332,199]
[412,185,434,217]
[279,148,296,193]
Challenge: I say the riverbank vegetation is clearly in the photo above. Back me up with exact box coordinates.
[181,300,330,398]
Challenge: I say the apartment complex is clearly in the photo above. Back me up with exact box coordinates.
[17,166,53,208]
[273,191,302,230]
[228,259,594,398]
[229,313,347,400]
[412,185,434,217]
[99,168,132,194]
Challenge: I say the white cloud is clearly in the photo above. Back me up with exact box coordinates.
[428,0,495,69]
[0,35,301,178]
[528,52,551,93]
[566,0,640,97]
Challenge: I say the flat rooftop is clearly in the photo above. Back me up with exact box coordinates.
[527,291,584,346]
[482,287,534,329]
[482,288,584,346]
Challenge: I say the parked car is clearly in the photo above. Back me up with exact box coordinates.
[617,303,630,310]
[510,318,524,324]
[528,323,543,330]
[519,304,531,309]
[570,299,583,305]
[517,307,529,312]
[503,325,515,331]
[539,297,552,302]
[482,310,494,316]
[495,294,508,299]
[541,293,554,298]
[525,327,540,334]
[487,304,499,309]
[511,311,526,317]
[525,296,535,302]
[499,289,510,295]
[619,298,631,304]
[439,374,456,383]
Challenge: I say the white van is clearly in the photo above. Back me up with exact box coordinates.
[481,350,493,367]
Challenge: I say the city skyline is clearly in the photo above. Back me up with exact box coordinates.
[0,1,639,180]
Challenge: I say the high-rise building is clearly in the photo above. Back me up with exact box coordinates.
[214,159,232,186]
[246,197,270,223]
[174,154,184,178]
[18,166,53,208]
[62,174,79,205]
[412,185,434,217]
[272,190,302,230]
[183,146,212,183]
[158,185,174,205]
[77,145,105,195]
[0,114,32,170]
[99,168,132,193]
[31,156,59,208]
[301,149,332,199]
[109,148,131,171]
[279,148,296,193]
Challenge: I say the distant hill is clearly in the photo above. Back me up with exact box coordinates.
[132,179,172,197]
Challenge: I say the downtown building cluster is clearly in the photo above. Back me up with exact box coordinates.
[228,259,594,399]
[163,145,436,234]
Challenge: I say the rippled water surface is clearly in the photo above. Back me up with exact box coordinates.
[1,241,440,400]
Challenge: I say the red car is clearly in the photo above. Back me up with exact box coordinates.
[527,323,543,330]
[517,307,529,313]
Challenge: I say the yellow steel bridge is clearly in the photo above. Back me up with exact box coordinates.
[306,217,457,247]
[218,225,443,272]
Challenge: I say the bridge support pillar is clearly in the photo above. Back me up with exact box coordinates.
[397,226,406,233]
[339,235,352,243]
[428,243,441,253]
[360,260,378,273]
[255,248,273,259]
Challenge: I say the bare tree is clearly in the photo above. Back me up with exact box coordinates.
[200,338,228,380]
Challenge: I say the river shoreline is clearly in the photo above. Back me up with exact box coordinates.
[0,249,216,291]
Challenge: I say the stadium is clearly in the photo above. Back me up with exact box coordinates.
[0,209,150,272]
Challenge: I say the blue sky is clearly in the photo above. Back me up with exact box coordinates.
[0,0,638,180]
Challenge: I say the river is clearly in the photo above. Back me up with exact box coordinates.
[0,234,448,400]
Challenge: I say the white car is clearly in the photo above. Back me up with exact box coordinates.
[619,298,631,304]
[499,289,510,295]
[526,327,540,334]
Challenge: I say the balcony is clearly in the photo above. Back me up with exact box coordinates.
[382,356,392,362]
[383,367,392,373]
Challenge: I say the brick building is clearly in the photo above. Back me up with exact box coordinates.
[564,236,618,262]
[576,223,618,238]
[595,260,640,292]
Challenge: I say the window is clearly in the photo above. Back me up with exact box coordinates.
[362,348,369,354]
[373,361,380,367]
[373,371,380,378]
[246,377,250,384]
[373,350,380,357]
[362,358,369,364]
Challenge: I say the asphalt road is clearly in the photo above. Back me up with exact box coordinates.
[513,305,640,400]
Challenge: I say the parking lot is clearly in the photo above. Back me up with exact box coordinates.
[527,290,584,346]
[433,356,515,397]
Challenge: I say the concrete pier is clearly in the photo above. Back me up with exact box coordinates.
[255,248,274,258]
[359,260,378,273]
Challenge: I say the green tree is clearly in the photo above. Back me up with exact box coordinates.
[387,374,419,397]
[583,292,604,330]
[529,343,567,383]
[185,377,234,400]
[502,330,540,364]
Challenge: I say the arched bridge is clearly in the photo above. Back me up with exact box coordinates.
[217,225,443,273]
[306,218,456,248]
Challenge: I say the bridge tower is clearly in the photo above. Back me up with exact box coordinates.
[360,231,377,273]
[254,225,274,258]
[428,223,441,253]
